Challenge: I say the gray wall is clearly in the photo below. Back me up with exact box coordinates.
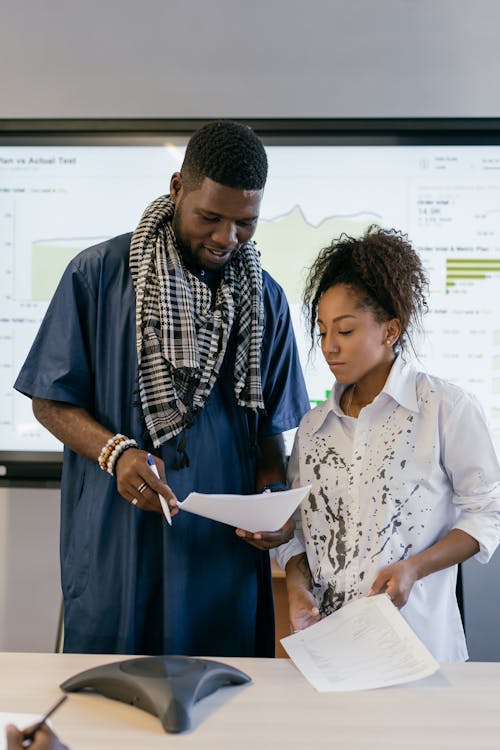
[463,552,500,661]
[1,0,500,655]
[1,0,500,119]
[0,488,60,652]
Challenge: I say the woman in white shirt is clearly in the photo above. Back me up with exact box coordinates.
[276,226,500,661]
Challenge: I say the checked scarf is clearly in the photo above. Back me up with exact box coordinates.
[129,195,265,453]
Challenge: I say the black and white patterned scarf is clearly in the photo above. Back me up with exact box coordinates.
[129,195,265,451]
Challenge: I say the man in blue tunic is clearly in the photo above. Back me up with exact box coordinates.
[15,121,310,656]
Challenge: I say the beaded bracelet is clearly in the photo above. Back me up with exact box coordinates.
[98,433,126,473]
[107,438,139,476]
[98,434,139,475]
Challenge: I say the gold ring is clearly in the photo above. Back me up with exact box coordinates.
[137,482,148,493]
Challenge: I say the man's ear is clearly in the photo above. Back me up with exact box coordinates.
[170,172,183,203]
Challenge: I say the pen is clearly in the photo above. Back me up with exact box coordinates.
[21,694,68,748]
[147,453,172,526]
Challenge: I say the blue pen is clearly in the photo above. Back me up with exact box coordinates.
[147,453,172,526]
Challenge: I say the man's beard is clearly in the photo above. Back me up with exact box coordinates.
[171,201,196,272]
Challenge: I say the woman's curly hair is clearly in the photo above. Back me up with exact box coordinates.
[303,225,428,354]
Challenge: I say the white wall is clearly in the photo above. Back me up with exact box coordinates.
[1,0,500,655]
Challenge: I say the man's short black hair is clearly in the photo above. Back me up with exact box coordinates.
[181,120,268,191]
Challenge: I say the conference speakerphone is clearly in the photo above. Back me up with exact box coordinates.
[60,655,251,733]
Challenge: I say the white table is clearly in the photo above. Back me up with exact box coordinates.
[2,652,500,749]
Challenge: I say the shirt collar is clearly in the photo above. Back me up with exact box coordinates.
[381,355,419,412]
[313,355,420,434]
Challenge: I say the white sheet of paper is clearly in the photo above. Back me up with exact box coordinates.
[0,714,46,750]
[281,594,439,692]
[178,485,311,532]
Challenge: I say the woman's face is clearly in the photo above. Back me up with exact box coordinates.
[317,283,400,386]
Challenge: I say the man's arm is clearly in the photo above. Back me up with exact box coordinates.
[33,397,112,462]
[32,397,177,514]
[255,433,287,491]
[236,432,295,549]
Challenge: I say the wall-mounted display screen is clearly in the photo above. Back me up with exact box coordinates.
[1,120,500,480]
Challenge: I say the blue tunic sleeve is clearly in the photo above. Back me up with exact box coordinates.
[14,256,97,410]
[14,235,136,425]
[258,271,310,437]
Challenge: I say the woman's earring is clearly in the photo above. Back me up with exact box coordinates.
[386,338,392,345]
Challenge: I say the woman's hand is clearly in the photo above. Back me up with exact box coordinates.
[283,552,321,632]
[367,559,418,609]
[288,587,321,632]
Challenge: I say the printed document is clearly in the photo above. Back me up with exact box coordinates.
[178,485,311,532]
[281,594,439,691]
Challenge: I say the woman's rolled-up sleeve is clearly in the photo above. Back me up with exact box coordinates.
[442,390,500,563]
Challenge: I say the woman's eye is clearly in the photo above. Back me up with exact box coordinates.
[339,330,353,336]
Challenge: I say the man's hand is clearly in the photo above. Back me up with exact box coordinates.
[114,449,178,516]
[234,515,295,550]
[30,399,178,517]
[367,559,418,609]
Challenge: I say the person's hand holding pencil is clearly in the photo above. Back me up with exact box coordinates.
[6,695,70,750]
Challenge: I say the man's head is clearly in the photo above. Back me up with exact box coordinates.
[180,120,268,192]
[170,121,267,272]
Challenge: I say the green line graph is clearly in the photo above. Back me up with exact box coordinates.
[32,237,107,300]
[255,206,379,303]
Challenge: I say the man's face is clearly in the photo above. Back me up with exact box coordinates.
[170,173,263,272]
